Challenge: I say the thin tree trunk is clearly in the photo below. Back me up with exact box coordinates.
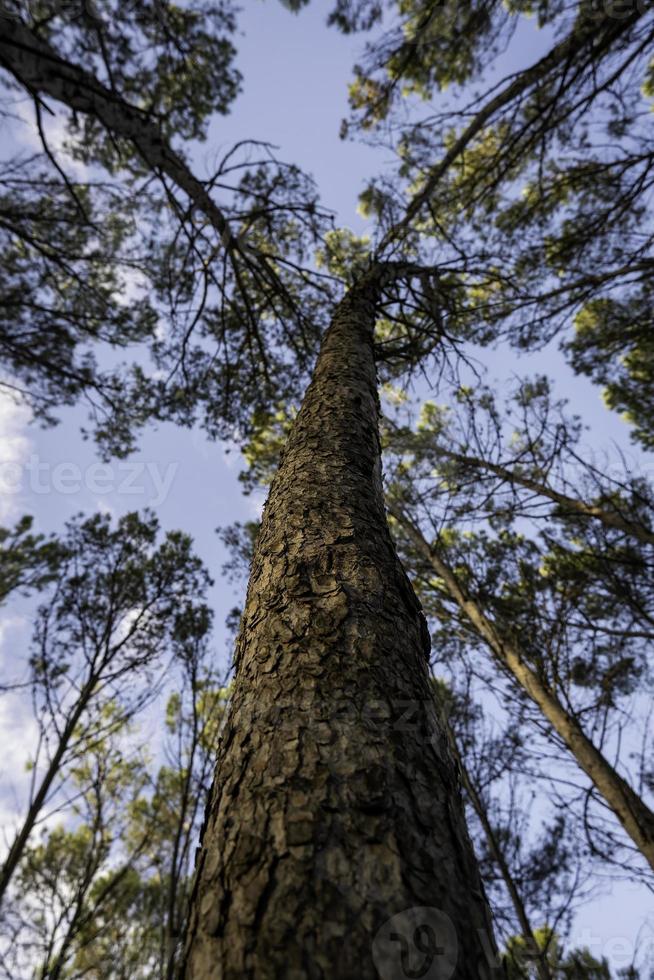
[390,507,654,872]
[0,680,94,906]
[438,449,654,547]
[444,729,552,980]
[182,273,499,978]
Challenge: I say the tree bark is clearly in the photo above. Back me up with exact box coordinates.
[182,273,499,978]
[389,507,654,873]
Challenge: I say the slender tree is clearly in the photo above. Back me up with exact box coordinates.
[372,378,654,874]
[389,503,654,871]
[433,677,583,980]
[3,728,150,980]
[0,511,212,908]
[0,662,227,980]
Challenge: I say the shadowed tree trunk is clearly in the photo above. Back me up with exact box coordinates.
[182,272,499,978]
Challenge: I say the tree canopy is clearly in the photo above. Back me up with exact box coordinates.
[0,0,653,976]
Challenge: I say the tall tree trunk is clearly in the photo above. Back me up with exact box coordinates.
[389,507,654,873]
[182,273,498,978]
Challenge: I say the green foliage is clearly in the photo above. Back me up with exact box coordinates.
[0,507,215,970]
[342,0,513,129]
[31,510,213,692]
[0,515,63,604]
[4,634,227,977]
[335,1,654,451]
[504,929,612,978]
[8,727,150,978]
[382,377,654,877]
[565,290,654,449]
[0,172,158,442]
[1,0,652,457]
[0,9,338,456]
[9,0,241,171]
[238,404,296,494]
[1,0,653,970]
[316,228,371,281]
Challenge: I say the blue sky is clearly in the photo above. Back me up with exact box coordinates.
[0,0,652,972]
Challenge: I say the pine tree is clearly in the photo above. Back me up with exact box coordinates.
[1,1,653,976]
[0,511,212,909]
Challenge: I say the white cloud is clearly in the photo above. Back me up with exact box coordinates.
[6,99,88,179]
[116,267,148,308]
[0,613,97,854]
[0,614,27,654]
[248,490,266,519]
[96,499,117,517]
[0,614,40,851]
[0,694,40,845]
[0,387,32,523]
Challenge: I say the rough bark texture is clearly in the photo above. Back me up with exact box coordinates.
[182,275,498,978]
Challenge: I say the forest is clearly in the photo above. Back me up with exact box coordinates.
[0,0,652,977]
